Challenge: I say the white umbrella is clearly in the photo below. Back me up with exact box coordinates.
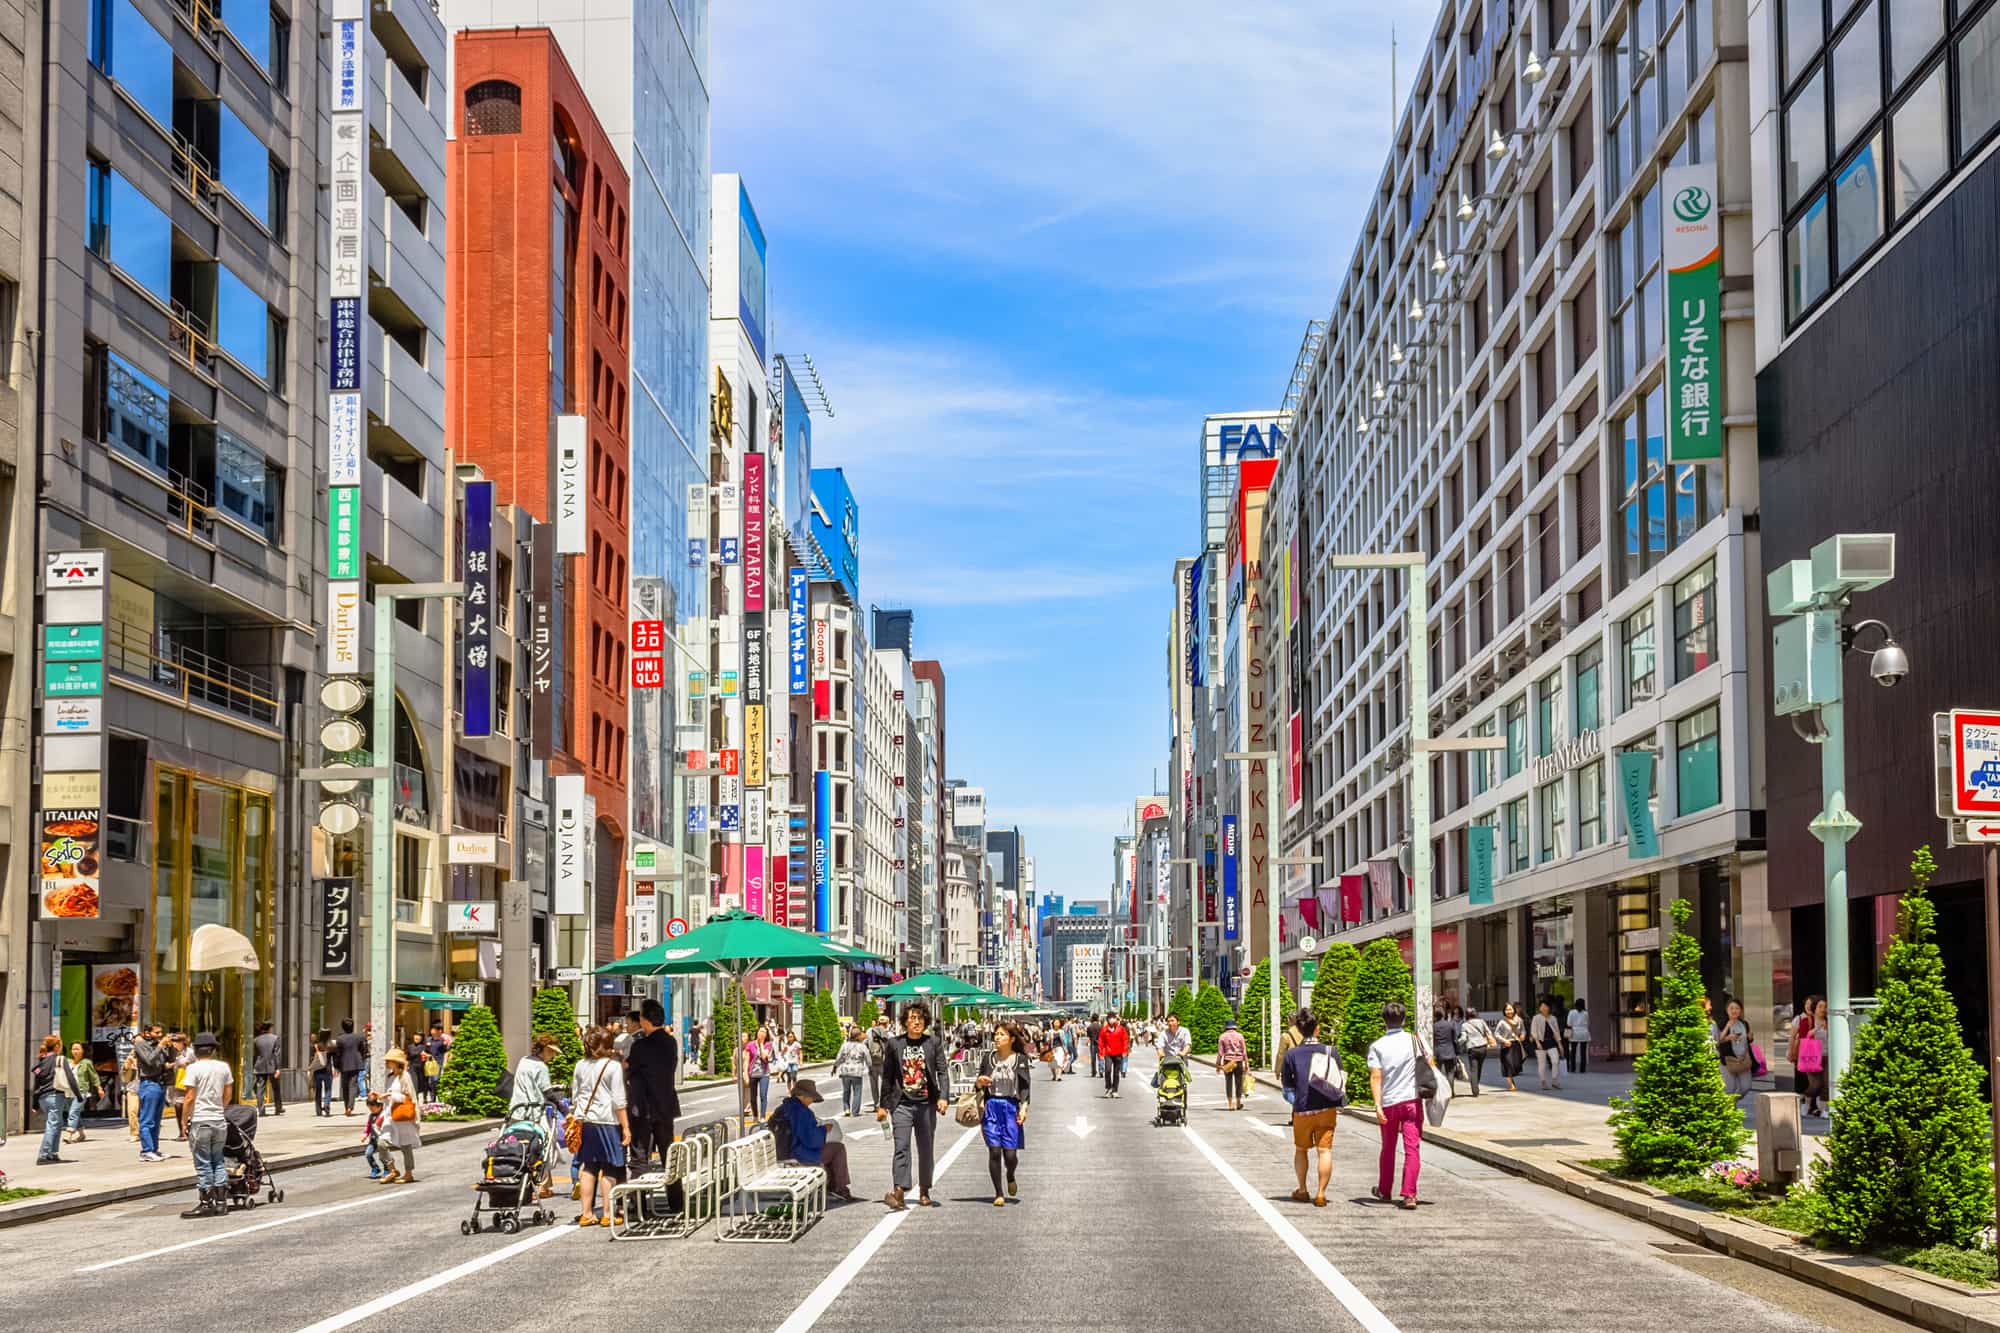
[188,923,259,972]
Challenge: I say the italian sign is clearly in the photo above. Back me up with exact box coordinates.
[1664,162,1722,462]
[39,808,101,919]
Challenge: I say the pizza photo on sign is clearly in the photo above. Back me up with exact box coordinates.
[40,807,102,918]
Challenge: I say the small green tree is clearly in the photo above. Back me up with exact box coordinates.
[1239,959,1298,1068]
[804,991,841,1060]
[1341,939,1414,1101]
[1310,941,1361,1053]
[1609,897,1749,1176]
[1190,983,1231,1054]
[1816,846,1994,1247]
[857,997,880,1030]
[1169,985,1195,1029]
[530,988,582,1085]
[437,1005,509,1116]
[704,980,752,1077]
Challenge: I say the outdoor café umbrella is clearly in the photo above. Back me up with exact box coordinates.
[597,910,886,1056]
[867,970,994,1004]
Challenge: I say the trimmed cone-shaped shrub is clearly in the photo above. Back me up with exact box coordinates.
[1340,939,1414,1101]
[1240,959,1297,1068]
[530,988,582,1086]
[1816,846,1994,1247]
[1191,983,1230,1054]
[437,1005,508,1116]
[1609,897,1749,1176]
[857,997,880,1031]
[1169,985,1195,1029]
[804,991,841,1060]
[704,980,752,1077]
[1310,941,1361,1053]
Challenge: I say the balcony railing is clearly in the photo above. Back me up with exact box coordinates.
[106,621,279,728]
[167,301,216,375]
[170,131,218,207]
[168,0,218,41]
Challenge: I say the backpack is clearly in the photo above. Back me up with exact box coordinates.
[1304,1045,1347,1105]
[766,1105,794,1162]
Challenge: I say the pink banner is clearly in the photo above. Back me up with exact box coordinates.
[1368,859,1396,910]
[743,453,766,609]
[745,846,766,917]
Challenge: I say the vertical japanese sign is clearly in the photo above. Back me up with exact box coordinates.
[744,704,766,787]
[39,550,108,922]
[1467,824,1496,905]
[531,523,555,760]
[319,877,356,978]
[1201,830,1217,925]
[745,846,766,918]
[1221,814,1240,940]
[552,773,586,916]
[813,769,832,933]
[743,453,766,612]
[788,569,809,694]
[1664,162,1722,462]
[327,7,366,676]
[461,480,494,737]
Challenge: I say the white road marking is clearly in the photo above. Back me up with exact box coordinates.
[294,1221,577,1333]
[1181,1126,1401,1333]
[1243,1117,1286,1138]
[1067,1115,1096,1138]
[771,1128,979,1333]
[78,1192,397,1273]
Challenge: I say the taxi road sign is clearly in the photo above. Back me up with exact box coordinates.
[1950,710,2000,817]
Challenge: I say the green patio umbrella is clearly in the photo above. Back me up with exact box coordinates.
[867,970,994,1003]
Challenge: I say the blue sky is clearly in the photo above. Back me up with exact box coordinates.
[713,2,1436,903]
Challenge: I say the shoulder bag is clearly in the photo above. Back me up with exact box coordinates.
[1305,1047,1347,1105]
[1410,1031,1439,1101]
[564,1061,610,1154]
[389,1073,418,1122]
[1419,1033,1454,1126]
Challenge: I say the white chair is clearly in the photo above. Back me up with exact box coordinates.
[717,1129,827,1243]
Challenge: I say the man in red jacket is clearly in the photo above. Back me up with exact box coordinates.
[1098,1016,1130,1098]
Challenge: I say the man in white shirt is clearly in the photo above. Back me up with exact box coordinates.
[179,1032,233,1218]
[1366,1002,1429,1209]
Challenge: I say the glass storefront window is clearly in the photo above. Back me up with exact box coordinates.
[1579,761,1606,847]
[1532,906,1576,1009]
[1538,778,1567,862]
[1506,796,1529,873]
[1624,603,1657,709]
[1471,716,1495,796]
[1537,672,1563,756]
[1672,560,1717,679]
[1676,704,1722,814]
[1575,640,1604,732]
[92,0,174,129]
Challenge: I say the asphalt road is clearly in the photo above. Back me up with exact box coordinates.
[2,1054,1909,1333]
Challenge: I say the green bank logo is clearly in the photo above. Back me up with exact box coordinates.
[1673,186,1712,223]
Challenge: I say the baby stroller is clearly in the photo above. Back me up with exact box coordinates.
[464,1113,557,1234]
[222,1104,283,1208]
[1152,1055,1191,1127]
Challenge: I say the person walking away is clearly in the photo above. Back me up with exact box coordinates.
[64,1042,101,1141]
[977,1021,1033,1207]
[133,1023,171,1160]
[569,1027,630,1225]
[1495,1002,1528,1092]
[1280,1011,1344,1206]
[1718,998,1756,1100]
[1565,999,1591,1075]
[252,1021,283,1116]
[331,1018,367,1115]
[309,1033,333,1116]
[1530,1000,1566,1090]
[1275,1012,1306,1091]
[1430,1006,1462,1096]
[1457,1008,1493,1097]
[377,1047,423,1184]
[179,1032,233,1216]
[1367,1002,1430,1210]
[770,1079,855,1200]
[835,1026,871,1116]
[1097,1014,1130,1098]
[31,1035,77,1165]
[876,1003,949,1210]
[625,999,680,1185]
[1216,1020,1249,1110]
[1086,1015,1103,1077]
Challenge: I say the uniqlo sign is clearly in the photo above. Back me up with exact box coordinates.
[632,656,663,689]
[632,620,664,654]
[631,618,664,690]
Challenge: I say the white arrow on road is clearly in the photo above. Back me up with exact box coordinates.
[1068,1114,1095,1139]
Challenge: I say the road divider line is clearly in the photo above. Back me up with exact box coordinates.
[1243,1116,1286,1138]
[772,1127,979,1333]
[77,1192,396,1272]
[294,1222,576,1333]
[1181,1126,1401,1333]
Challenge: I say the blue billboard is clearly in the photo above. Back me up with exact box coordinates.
[1221,814,1240,941]
[787,568,810,695]
[809,467,861,604]
[738,182,768,367]
[812,769,832,933]
[781,360,812,549]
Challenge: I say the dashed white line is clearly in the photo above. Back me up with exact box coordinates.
[771,1128,979,1333]
[78,1192,396,1272]
[1182,1125,1401,1333]
[294,1221,577,1332]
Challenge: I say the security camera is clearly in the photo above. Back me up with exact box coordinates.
[1869,640,1909,688]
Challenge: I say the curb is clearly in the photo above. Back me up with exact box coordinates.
[0,1118,502,1231]
[1238,1067,2000,1333]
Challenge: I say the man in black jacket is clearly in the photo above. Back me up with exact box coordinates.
[626,997,680,1178]
[329,1018,368,1115]
[874,1003,949,1211]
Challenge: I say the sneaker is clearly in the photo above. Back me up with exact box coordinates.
[140,1152,166,1163]
[368,1168,382,1180]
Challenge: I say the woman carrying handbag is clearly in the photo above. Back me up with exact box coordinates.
[1494,1001,1528,1092]
[377,1048,422,1184]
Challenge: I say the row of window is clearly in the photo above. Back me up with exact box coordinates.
[586,711,627,785]
[586,622,627,703]
[586,532,627,612]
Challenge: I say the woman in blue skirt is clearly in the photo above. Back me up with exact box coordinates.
[977,1020,1032,1207]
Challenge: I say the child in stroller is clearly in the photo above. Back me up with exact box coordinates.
[463,1113,556,1234]
[221,1103,284,1208]
[1152,1054,1191,1127]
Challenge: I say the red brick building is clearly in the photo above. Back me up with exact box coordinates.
[447,29,631,974]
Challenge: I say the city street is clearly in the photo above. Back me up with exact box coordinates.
[2,1054,1901,1333]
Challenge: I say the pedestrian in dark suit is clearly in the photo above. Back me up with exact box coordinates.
[625,998,681,1208]
[252,1021,284,1115]
[330,1018,368,1115]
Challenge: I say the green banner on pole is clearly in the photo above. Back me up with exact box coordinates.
[1619,750,1660,859]
[1467,824,1495,905]
[1300,958,1319,985]
[1664,162,1722,463]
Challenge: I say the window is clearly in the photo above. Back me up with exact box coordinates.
[1506,796,1530,872]
[215,263,280,387]
[1675,704,1722,814]
[1624,603,1657,709]
[1536,671,1563,755]
[466,80,523,136]
[1504,696,1527,777]
[87,346,171,473]
[1781,0,1997,321]
[217,104,281,234]
[394,833,425,915]
[1579,761,1606,847]
[1611,387,1722,587]
[1538,778,1566,862]
[1471,716,1495,796]
[1575,640,1604,732]
[219,0,280,78]
[1606,180,1661,395]
[89,162,173,303]
[92,0,174,129]
[1672,559,1716,678]
[213,428,281,542]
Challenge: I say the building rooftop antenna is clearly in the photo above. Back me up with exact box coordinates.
[799,353,835,418]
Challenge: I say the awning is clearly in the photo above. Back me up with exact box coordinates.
[396,989,470,1011]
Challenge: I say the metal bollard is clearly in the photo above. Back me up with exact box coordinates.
[1755,1091,1803,1185]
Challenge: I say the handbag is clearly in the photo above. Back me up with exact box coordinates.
[390,1075,417,1123]
[1795,1034,1824,1074]
[1410,1033,1439,1101]
[1425,1060,1454,1127]
[953,1092,982,1127]
[564,1061,610,1154]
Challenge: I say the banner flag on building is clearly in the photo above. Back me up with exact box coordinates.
[1664,161,1723,462]
[1466,824,1496,905]
[1368,859,1397,911]
[1618,749,1661,858]
[1338,873,1364,923]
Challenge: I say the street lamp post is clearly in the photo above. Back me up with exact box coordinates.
[1165,855,1204,992]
